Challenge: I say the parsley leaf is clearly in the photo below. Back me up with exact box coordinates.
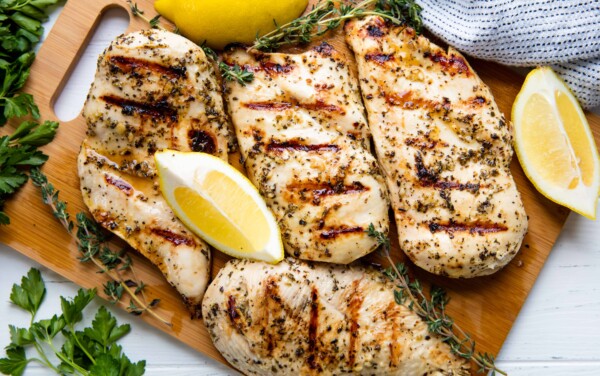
[0,346,29,376]
[11,120,57,146]
[9,267,45,316]
[84,306,131,348]
[61,287,96,326]
[8,326,34,347]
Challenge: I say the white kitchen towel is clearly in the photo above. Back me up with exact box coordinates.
[417,0,600,109]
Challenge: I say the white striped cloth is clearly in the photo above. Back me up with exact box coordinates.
[417,0,600,110]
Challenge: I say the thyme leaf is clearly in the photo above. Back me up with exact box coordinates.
[29,168,171,327]
[366,224,506,375]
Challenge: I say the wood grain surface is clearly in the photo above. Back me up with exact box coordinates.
[2,0,599,374]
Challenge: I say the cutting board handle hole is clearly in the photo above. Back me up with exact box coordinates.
[53,7,130,122]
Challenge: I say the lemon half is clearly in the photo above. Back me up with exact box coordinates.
[155,151,283,263]
[154,0,308,50]
[512,67,600,219]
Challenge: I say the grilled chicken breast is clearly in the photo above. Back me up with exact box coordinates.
[345,17,527,278]
[222,43,389,264]
[78,29,233,315]
[203,258,469,375]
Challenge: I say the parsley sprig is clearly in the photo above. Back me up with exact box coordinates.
[29,169,171,326]
[0,0,62,224]
[0,0,62,124]
[0,268,145,376]
[366,224,506,375]
[251,0,423,51]
[0,120,57,224]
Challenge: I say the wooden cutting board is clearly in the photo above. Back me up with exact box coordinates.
[2,0,598,373]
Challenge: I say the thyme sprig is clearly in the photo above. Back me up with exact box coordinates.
[218,62,255,86]
[251,0,422,51]
[366,224,506,375]
[29,168,171,327]
[127,1,163,29]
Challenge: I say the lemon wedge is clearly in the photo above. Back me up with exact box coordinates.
[512,67,600,219]
[155,151,283,263]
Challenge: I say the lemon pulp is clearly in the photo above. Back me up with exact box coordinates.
[521,93,579,189]
[556,90,596,187]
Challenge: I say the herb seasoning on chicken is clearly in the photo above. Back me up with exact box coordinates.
[222,43,389,264]
[77,29,233,316]
[345,17,528,278]
[203,258,470,375]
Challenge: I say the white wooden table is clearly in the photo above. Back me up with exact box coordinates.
[1,5,599,375]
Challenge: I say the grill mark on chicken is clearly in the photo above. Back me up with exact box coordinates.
[414,154,481,191]
[188,129,216,154]
[434,181,481,192]
[286,181,369,205]
[365,18,388,37]
[320,226,363,240]
[428,221,508,235]
[109,55,186,79]
[313,41,334,56]
[307,287,320,371]
[227,295,239,322]
[100,95,177,121]
[104,174,133,196]
[386,91,487,112]
[424,51,471,76]
[244,100,343,113]
[231,61,295,75]
[385,90,452,112]
[95,211,118,230]
[266,140,340,153]
[263,277,280,356]
[384,302,402,366]
[258,61,294,75]
[365,53,394,64]
[347,280,363,368]
[404,137,448,150]
[150,228,196,246]
[471,96,487,106]
[244,102,292,111]
[414,153,439,186]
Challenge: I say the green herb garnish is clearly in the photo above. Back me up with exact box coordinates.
[252,0,422,51]
[0,268,145,376]
[30,169,171,327]
[218,61,254,86]
[0,120,57,224]
[0,0,62,223]
[0,0,63,124]
[366,224,506,375]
